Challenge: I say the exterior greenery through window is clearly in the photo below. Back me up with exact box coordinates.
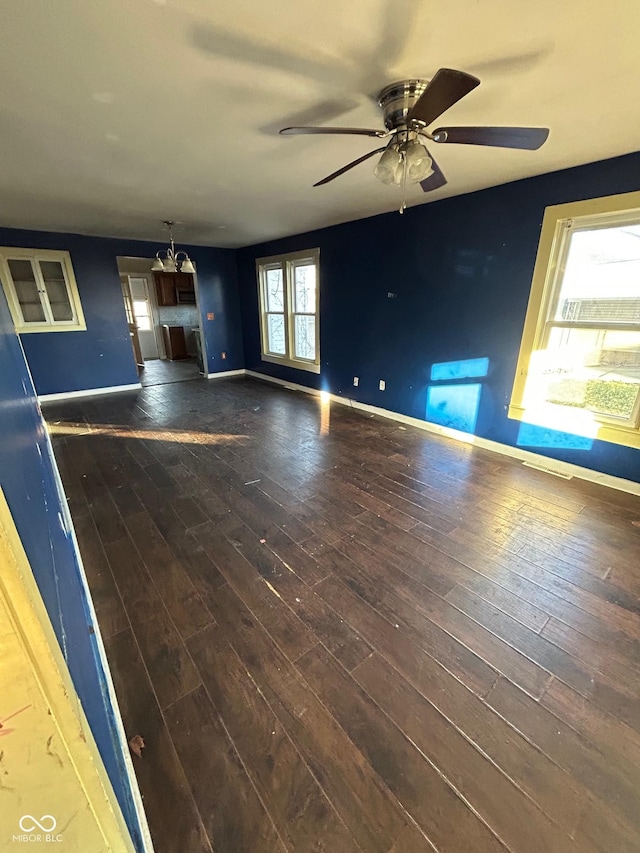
[256,249,320,373]
[510,192,640,449]
[0,248,85,333]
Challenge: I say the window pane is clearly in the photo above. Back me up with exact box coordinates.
[39,260,73,321]
[266,267,284,311]
[267,313,286,354]
[7,259,46,323]
[294,315,316,360]
[133,300,151,331]
[554,225,640,323]
[539,326,640,419]
[294,263,316,313]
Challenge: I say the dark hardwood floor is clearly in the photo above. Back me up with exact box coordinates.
[43,376,640,853]
[140,356,201,387]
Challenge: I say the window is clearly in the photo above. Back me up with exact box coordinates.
[0,248,85,333]
[510,191,640,449]
[256,249,320,372]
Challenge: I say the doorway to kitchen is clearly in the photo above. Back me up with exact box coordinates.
[117,256,206,387]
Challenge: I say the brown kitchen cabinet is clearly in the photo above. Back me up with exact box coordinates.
[154,272,195,306]
[162,325,188,360]
[154,273,177,306]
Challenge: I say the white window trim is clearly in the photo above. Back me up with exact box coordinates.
[0,247,86,333]
[509,190,640,450]
[256,248,320,374]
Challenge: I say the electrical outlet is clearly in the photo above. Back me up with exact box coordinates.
[379,380,386,391]
[353,376,359,386]
[221,352,226,359]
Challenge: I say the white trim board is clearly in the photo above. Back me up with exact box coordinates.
[206,368,246,379]
[245,370,640,498]
[38,382,141,403]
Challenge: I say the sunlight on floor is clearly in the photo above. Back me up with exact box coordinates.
[46,422,250,445]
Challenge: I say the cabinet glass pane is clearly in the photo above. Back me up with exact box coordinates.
[267,313,286,354]
[39,260,73,321]
[294,263,316,313]
[294,315,315,360]
[266,268,284,311]
[7,259,46,323]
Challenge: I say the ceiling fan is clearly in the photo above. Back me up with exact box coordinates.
[280,68,549,212]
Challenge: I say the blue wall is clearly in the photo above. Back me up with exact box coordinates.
[0,227,244,394]
[236,150,640,483]
[0,286,142,848]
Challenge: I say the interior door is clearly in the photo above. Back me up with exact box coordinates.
[128,277,159,360]
[121,279,144,369]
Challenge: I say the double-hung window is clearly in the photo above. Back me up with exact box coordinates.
[0,248,85,333]
[510,191,640,448]
[256,249,320,373]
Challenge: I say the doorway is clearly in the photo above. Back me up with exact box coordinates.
[117,256,207,385]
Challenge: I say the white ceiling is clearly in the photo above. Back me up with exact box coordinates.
[1,0,639,248]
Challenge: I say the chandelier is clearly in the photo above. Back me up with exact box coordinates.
[151,221,195,274]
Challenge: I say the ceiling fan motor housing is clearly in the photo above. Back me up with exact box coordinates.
[377,79,430,131]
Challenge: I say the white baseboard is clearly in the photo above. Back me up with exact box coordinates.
[246,370,640,497]
[38,383,141,403]
[206,368,246,380]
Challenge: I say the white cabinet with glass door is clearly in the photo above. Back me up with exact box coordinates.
[0,249,86,333]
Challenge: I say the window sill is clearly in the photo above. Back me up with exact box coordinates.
[508,403,640,450]
[17,323,87,334]
[260,354,320,374]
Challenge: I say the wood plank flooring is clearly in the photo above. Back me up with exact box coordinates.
[43,376,640,853]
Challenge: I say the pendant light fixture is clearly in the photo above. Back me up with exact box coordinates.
[151,221,195,274]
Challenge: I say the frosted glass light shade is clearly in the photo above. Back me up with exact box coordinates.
[405,141,433,183]
[374,146,402,184]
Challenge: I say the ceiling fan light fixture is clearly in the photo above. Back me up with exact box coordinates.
[374,145,402,185]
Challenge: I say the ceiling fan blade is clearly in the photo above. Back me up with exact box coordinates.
[280,126,388,138]
[190,23,355,90]
[408,68,480,126]
[314,147,388,186]
[420,154,448,193]
[432,126,549,149]
[261,99,359,136]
